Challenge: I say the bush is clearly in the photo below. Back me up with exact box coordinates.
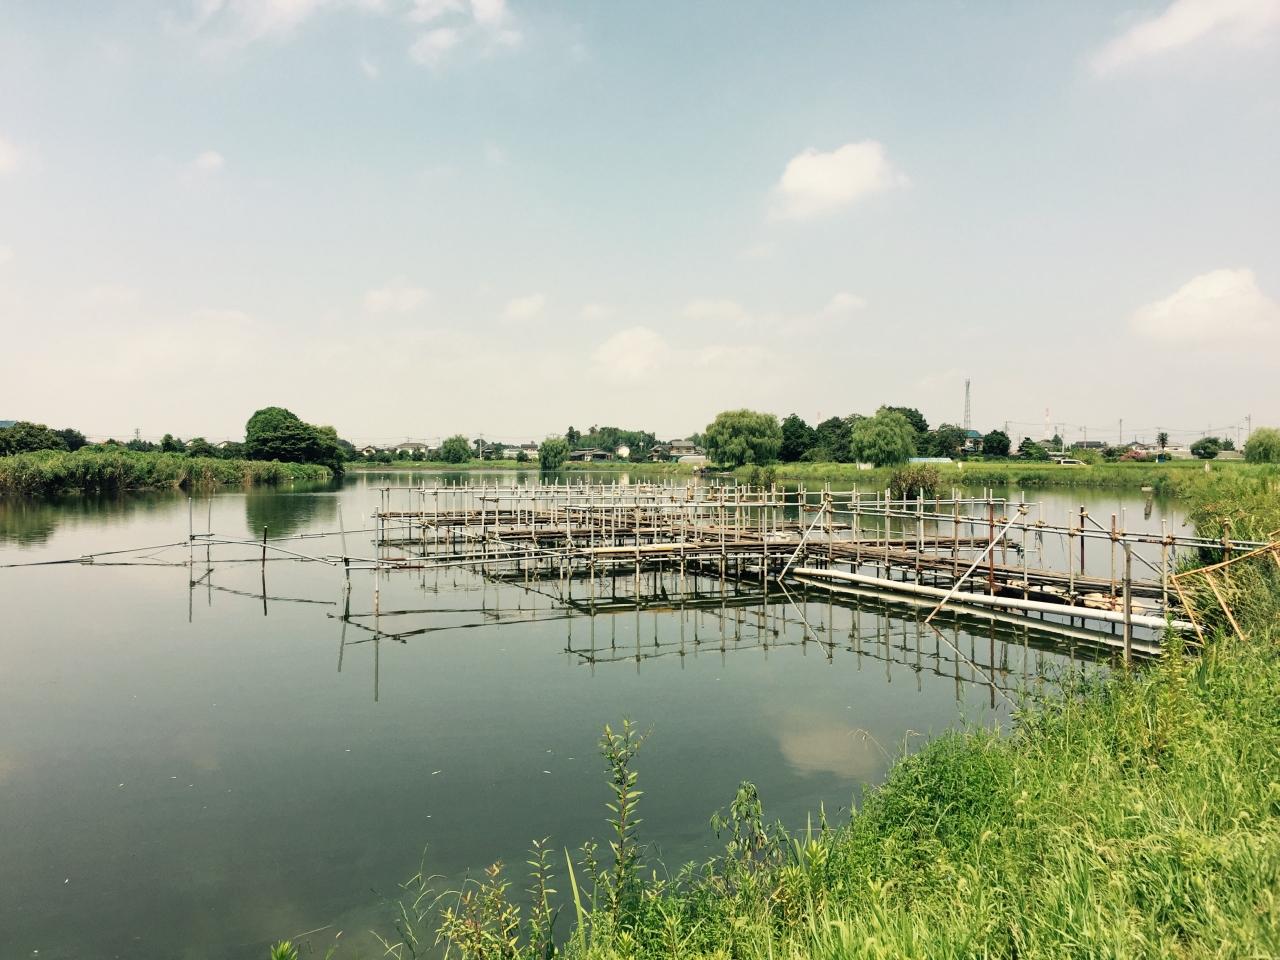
[1191,437,1221,460]
[889,464,942,500]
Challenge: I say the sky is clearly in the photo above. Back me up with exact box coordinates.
[1,0,1278,447]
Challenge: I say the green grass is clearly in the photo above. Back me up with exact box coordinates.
[292,472,1280,960]
[0,448,332,497]
[749,458,1276,495]
[348,459,696,475]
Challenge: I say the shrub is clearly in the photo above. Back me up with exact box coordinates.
[889,464,942,500]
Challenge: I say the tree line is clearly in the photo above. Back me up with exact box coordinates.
[0,407,348,473]
[699,409,1280,468]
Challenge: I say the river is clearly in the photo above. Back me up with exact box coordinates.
[0,470,1186,959]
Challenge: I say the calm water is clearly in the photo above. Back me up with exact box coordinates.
[0,472,1186,959]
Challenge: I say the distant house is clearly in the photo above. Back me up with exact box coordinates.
[0,420,14,429]
[394,441,431,457]
[215,440,235,450]
[569,447,613,462]
[360,445,381,457]
[667,439,700,458]
[1072,440,1107,450]
[962,429,983,453]
[502,442,539,459]
[648,444,671,462]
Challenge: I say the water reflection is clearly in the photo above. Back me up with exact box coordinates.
[0,491,187,546]
[243,482,340,538]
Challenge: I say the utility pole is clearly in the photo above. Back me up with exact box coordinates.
[1119,418,1123,447]
[1246,414,1252,442]
[963,379,971,435]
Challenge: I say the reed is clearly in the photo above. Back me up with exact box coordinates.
[751,458,1279,495]
[0,449,331,497]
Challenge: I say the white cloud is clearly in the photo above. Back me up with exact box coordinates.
[740,241,776,261]
[483,143,507,167]
[682,299,748,323]
[1091,0,1280,74]
[503,293,546,321]
[408,0,464,23]
[0,137,23,175]
[772,141,906,221]
[410,26,461,64]
[1130,268,1280,342]
[469,0,508,27]
[593,326,669,381]
[820,292,868,316]
[82,284,142,310]
[184,150,225,179]
[581,302,614,320]
[407,0,520,64]
[364,280,430,313]
[188,0,387,42]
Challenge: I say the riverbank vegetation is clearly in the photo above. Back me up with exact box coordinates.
[290,471,1279,959]
[0,449,331,497]
[747,457,1280,495]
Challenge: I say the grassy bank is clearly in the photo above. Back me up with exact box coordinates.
[348,459,696,475]
[285,471,1280,960]
[0,449,332,497]
[745,458,1276,495]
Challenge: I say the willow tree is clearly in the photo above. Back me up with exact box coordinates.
[704,410,782,467]
[849,408,917,466]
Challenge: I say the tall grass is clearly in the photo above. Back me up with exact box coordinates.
[295,474,1280,960]
[0,449,331,497]
[750,458,1279,495]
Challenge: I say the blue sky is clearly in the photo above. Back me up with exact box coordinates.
[1,0,1277,446]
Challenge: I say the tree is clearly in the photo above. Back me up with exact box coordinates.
[811,416,854,462]
[56,428,87,451]
[515,449,530,463]
[0,421,68,455]
[439,435,472,463]
[779,414,816,462]
[160,433,183,453]
[1156,431,1169,452]
[539,436,570,470]
[702,410,782,467]
[244,406,344,472]
[926,423,968,459]
[981,429,1011,458]
[1018,437,1050,461]
[881,406,929,438]
[1244,428,1280,463]
[1190,437,1221,460]
[565,426,581,448]
[1220,437,1235,451]
[849,409,916,466]
[186,437,217,457]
